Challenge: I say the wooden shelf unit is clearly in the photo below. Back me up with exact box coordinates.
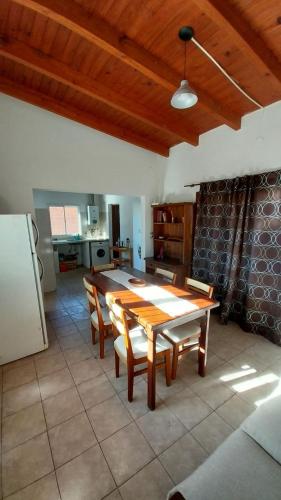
[110,246,132,267]
[145,202,194,286]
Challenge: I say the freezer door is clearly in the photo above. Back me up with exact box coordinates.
[0,214,48,365]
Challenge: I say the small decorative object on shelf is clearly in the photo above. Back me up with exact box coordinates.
[146,202,195,286]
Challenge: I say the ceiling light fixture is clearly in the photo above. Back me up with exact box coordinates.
[171,26,198,109]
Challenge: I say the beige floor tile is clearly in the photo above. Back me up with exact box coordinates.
[230,348,268,372]
[98,351,116,373]
[43,386,84,428]
[2,433,54,497]
[101,422,155,485]
[191,412,233,454]
[232,369,281,406]
[191,375,234,410]
[216,395,255,429]
[54,323,79,337]
[106,369,129,393]
[155,371,187,400]
[165,390,212,430]
[119,380,162,420]
[39,367,74,400]
[35,352,66,378]
[2,356,34,374]
[2,402,46,452]
[210,344,242,362]
[35,341,61,360]
[51,316,74,328]
[63,344,92,365]
[56,445,115,500]
[58,333,85,351]
[4,472,60,500]
[87,395,132,442]
[74,319,91,331]
[48,412,97,467]
[159,432,207,483]
[136,403,187,454]
[3,381,41,418]
[77,373,115,409]
[69,358,102,385]
[119,459,173,500]
[103,490,122,500]
[3,362,36,392]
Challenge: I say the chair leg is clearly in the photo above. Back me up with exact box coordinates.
[127,364,134,402]
[115,351,120,378]
[171,345,179,380]
[165,350,171,386]
[99,328,105,359]
[91,324,96,345]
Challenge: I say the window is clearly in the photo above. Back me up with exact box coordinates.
[49,206,81,236]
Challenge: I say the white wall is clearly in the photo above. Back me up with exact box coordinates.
[163,101,281,202]
[0,94,166,267]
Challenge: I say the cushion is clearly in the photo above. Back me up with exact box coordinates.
[242,395,281,465]
[91,308,111,329]
[115,326,171,362]
[168,429,281,500]
[162,321,201,344]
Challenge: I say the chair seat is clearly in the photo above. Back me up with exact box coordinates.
[162,321,201,344]
[91,308,111,329]
[114,326,171,362]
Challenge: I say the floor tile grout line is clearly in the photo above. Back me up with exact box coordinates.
[37,359,63,500]
[58,347,119,493]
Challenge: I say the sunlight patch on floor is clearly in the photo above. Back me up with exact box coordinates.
[220,367,257,382]
[232,373,279,393]
[255,380,281,407]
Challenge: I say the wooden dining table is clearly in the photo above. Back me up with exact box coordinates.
[85,267,219,410]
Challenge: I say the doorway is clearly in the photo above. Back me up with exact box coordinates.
[111,204,120,258]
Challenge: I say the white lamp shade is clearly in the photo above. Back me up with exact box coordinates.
[171,80,198,109]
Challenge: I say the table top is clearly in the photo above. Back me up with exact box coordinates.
[85,267,219,331]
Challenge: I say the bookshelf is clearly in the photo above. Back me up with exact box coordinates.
[145,202,194,286]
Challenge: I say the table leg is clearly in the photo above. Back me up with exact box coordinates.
[147,326,156,410]
[198,310,210,377]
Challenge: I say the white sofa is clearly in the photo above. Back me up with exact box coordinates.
[168,395,281,500]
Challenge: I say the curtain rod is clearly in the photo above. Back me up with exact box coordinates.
[184,183,201,187]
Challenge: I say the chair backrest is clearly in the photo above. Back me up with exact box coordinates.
[155,267,177,285]
[185,277,214,298]
[106,293,133,357]
[91,263,115,274]
[83,277,104,329]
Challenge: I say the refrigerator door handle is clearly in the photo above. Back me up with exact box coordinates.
[32,219,39,247]
[37,255,44,281]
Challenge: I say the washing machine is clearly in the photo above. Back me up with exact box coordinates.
[90,240,110,266]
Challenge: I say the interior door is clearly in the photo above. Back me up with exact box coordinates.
[111,204,120,258]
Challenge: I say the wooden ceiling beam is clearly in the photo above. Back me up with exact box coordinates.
[13,0,241,130]
[193,0,281,86]
[0,36,198,145]
[0,76,169,156]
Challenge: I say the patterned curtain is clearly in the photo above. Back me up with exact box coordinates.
[192,169,281,345]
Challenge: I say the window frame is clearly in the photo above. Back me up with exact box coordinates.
[49,205,82,237]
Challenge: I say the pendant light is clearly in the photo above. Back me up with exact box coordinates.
[171,26,198,109]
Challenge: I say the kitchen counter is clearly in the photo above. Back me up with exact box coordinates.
[52,238,109,246]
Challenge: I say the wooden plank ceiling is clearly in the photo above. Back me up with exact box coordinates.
[0,0,281,156]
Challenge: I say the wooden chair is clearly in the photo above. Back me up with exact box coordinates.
[91,263,115,273]
[106,293,172,402]
[161,277,214,379]
[83,277,112,359]
[155,267,177,285]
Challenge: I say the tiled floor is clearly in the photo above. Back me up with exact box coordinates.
[1,268,281,500]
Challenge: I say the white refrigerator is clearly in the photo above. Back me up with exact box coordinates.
[0,214,48,365]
